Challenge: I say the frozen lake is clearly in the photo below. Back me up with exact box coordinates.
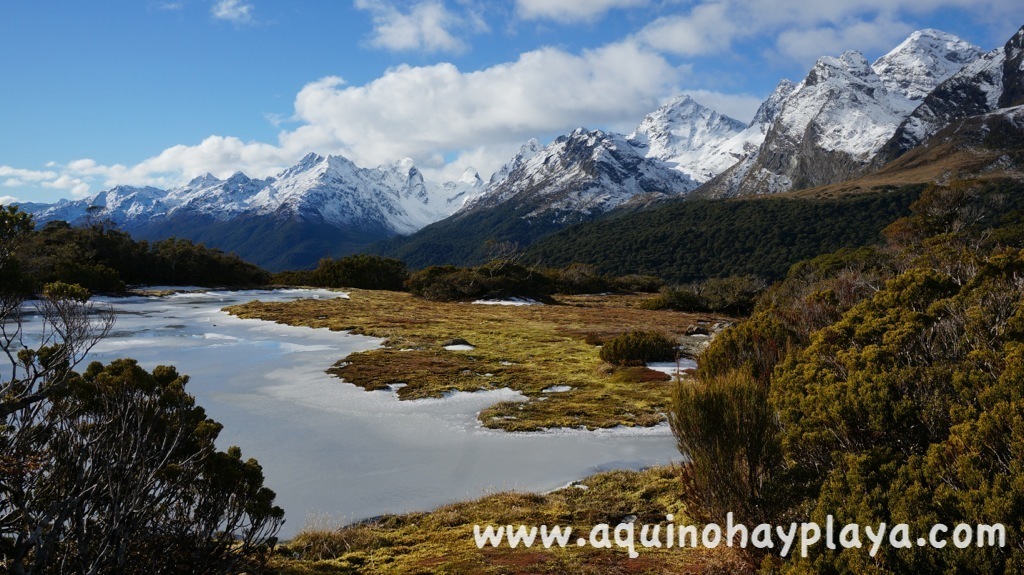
[81,289,679,538]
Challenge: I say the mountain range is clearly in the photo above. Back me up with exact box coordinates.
[24,25,1024,271]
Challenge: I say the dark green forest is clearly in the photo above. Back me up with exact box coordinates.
[526,187,929,283]
[4,209,270,293]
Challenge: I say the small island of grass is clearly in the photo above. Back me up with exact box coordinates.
[224,289,723,431]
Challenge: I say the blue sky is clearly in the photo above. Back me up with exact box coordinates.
[2,0,1021,204]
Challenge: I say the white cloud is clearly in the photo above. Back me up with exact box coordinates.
[355,0,485,53]
[211,0,254,24]
[636,3,738,56]
[286,40,681,173]
[12,40,680,202]
[41,175,91,199]
[0,196,20,205]
[0,166,58,182]
[775,17,914,63]
[159,2,184,10]
[516,0,648,23]
[635,0,1021,67]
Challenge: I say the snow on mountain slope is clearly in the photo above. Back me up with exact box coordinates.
[165,171,271,220]
[627,95,747,182]
[693,80,798,198]
[879,25,1024,163]
[29,152,474,237]
[247,153,449,235]
[872,29,985,104]
[731,29,982,194]
[466,128,696,220]
[31,185,171,227]
[433,167,486,212]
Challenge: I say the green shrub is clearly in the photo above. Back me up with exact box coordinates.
[406,261,553,302]
[311,254,408,290]
[670,369,780,523]
[543,263,614,294]
[613,274,665,293]
[599,330,677,366]
[642,276,766,315]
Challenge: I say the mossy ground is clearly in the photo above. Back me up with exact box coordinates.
[225,290,715,431]
[270,466,750,575]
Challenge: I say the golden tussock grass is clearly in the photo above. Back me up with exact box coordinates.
[225,289,716,431]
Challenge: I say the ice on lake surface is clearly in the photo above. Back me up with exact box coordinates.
[85,289,679,538]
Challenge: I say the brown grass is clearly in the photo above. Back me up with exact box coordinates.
[225,290,717,431]
[271,466,756,575]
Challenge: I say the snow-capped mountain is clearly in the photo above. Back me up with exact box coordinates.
[27,153,481,269]
[465,128,697,221]
[245,153,448,235]
[30,153,463,236]
[627,95,747,183]
[872,29,985,103]
[692,79,797,198]
[33,185,171,227]
[725,29,983,195]
[434,167,486,212]
[877,26,1024,164]
[168,171,272,220]
[26,25,1024,271]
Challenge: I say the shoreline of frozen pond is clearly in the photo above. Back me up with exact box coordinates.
[86,289,680,538]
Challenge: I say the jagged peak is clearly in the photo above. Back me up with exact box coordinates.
[751,79,796,128]
[459,167,482,186]
[225,171,252,183]
[872,28,983,101]
[319,154,359,178]
[187,172,220,187]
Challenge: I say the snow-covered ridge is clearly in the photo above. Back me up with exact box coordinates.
[29,153,485,235]
[25,26,1014,235]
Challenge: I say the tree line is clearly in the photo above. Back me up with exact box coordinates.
[7,211,270,294]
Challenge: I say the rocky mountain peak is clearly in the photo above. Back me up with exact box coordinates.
[750,79,796,129]
[872,29,983,101]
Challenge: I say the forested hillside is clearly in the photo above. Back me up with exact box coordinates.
[525,187,926,283]
[3,208,270,293]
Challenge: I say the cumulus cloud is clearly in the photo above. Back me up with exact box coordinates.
[211,0,254,24]
[41,174,92,199]
[516,0,648,23]
[0,166,58,182]
[776,17,915,63]
[0,196,19,205]
[635,0,1020,67]
[286,40,681,171]
[355,0,486,53]
[14,39,681,201]
[636,3,738,56]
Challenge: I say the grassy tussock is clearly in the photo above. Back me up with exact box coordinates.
[272,467,750,575]
[225,290,714,431]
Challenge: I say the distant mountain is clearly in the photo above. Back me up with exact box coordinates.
[25,25,1024,274]
[464,128,696,219]
[627,95,748,183]
[374,127,700,267]
[725,29,983,195]
[876,26,1024,164]
[27,153,482,270]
